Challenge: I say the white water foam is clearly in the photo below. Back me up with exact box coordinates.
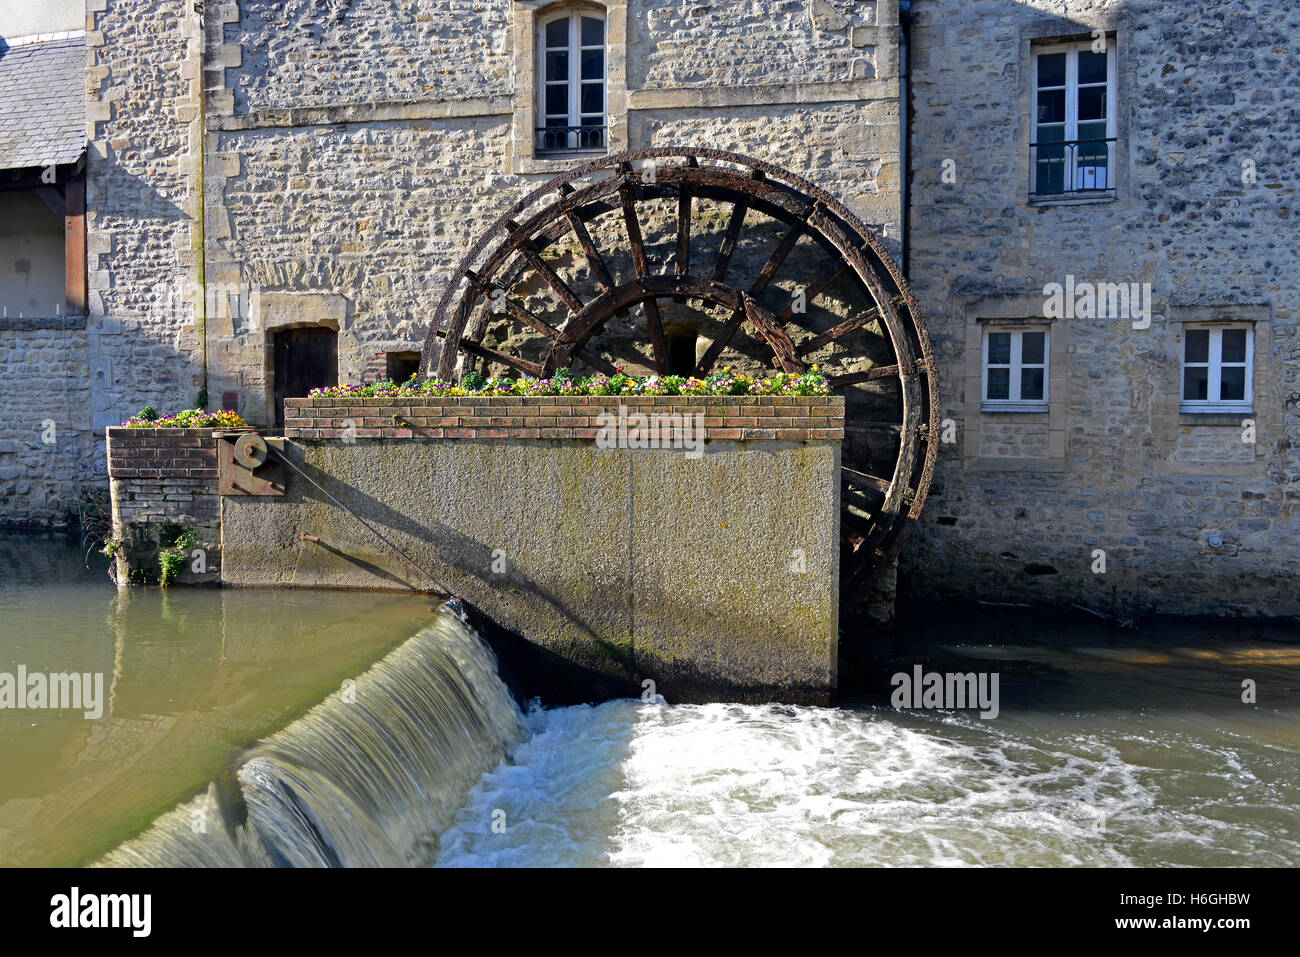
[436,699,1297,867]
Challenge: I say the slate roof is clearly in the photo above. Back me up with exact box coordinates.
[0,35,86,170]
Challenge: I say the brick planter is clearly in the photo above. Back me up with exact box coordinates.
[104,427,250,585]
[105,428,223,525]
[283,394,845,442]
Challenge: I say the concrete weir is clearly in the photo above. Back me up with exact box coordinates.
[110,395,845,704]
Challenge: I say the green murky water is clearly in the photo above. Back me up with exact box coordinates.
[0,533,435,866]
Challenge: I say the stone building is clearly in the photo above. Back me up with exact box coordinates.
[0,0,1296,618]
[900,0,1300,617]
[0,1,89,526]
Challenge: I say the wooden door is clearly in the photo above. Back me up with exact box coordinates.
[273,328,337,426]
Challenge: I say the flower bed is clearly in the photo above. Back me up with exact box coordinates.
[308,367,832,400]
[120,407,251,429]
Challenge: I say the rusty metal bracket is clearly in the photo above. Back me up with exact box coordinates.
[217,432,285,496]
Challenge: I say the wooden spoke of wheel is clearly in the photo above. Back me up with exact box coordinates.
[841,466,891,494]
[743,295,803,374]
[673,183,692,303]
[434,327,544,376]
[711,200,749,283]
[693,219,807,377]
[779,262,848,329]
[503,219,584,316]
[618,182,669,374]
[541,275,795,377]
[841,508,875,539]
[464,270,564,341]
[557,185,615,294]
[827,360,930,388]
[797,301,890,357]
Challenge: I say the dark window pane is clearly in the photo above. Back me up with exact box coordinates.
[544,116,567,129]
[1220,365,1246,401]
[1079,50,1108,84]
[1034,156,1066,193]
[1185,329,1210,364]
[1037,52,1066,87]
[1021,331,1045,365]
[1036,162,1065,194]
[1021,367,1045,401]
[1078,85,1107,121]
[581,16,603,46]
[581,48,603,81]
[1222,328,1247,363]
[1037,89,1066,124]
[1078,120,1108,143]
[545,84,568,117]
[580,81,603,115]
[987,368,1010,400]
[545,50,568,82]
[1036,125,1065,143]
[545,17,568,48]
[987,332,1011,365]
[1183,366,1208,401]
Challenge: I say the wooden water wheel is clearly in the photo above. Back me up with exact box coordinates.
[421,147,940,598]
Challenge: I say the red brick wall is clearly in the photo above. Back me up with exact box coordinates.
[105,428,221,527]
[282,395,845,442]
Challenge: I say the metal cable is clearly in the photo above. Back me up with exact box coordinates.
[269,447,452,596]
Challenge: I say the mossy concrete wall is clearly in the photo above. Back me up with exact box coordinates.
[220,438,841,704]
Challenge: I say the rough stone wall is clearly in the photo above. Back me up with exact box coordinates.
[227,0,513,114]
[0,321,94,526]
[900,0,1300,616]
[630,0,879,88]
[200,0,904,427]
[631,99,901,233]
[84,1,205,436]
[207,115,512,424]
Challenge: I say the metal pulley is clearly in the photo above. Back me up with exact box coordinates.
[233,432,269,469]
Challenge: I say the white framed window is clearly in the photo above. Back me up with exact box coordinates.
[982,327,1049,411]
[1181,325,1253,412]
[536,9,606,155]
[1030,38,1117,198]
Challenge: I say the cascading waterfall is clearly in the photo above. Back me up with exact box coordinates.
[99,606,525,867]
[91,602,1300,868]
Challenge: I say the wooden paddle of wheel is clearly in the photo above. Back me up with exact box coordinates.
[421,147,940,600]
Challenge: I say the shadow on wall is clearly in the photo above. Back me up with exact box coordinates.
[86,150,196,431]
[283,453,630,687]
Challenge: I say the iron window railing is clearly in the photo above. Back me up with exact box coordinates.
[536,125,607,155]
[1029,137,1117,199]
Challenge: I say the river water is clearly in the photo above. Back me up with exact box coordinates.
[2,534,1296,867]
[0,534,434,866]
